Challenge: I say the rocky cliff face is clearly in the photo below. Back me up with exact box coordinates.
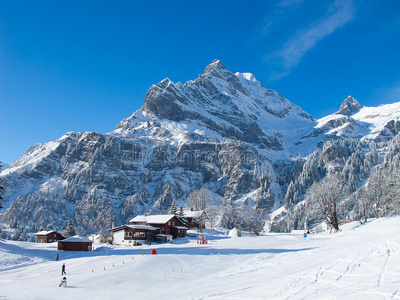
[2,60,400,237]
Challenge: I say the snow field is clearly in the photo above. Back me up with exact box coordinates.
[2,217,400,299]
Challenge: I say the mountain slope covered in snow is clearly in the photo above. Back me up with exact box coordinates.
[1,217,400,299]
[316,96,400,141]
[1,60,400,237]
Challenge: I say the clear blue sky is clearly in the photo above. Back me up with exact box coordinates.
[1,0,400,165]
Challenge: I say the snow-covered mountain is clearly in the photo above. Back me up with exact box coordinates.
[116,59,313,152]
[316,96,400,141]
[1,60,400,237]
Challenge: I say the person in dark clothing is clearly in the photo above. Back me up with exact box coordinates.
[61,263,66,275]
[56,253,59,261]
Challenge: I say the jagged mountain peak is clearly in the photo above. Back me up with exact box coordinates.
[337,95,362,116]
[204,59,227,74]
[120,60,314,149]
[156,77,173,88]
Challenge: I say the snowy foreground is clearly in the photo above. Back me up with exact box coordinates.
[2,218,400,300]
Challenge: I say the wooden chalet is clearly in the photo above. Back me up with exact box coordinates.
[35,230,65,243]
[129,214,187,239]
[109,224,157,246]
[58,236,93,251]
[183,210,205,229]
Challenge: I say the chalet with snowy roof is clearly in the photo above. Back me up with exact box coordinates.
[129,214,187,239]
[35,230,65,243]
[58,236,93,251]
[183,210,205,229]
[109,224,157,246]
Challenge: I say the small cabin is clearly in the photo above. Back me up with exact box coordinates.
[58,236,93,251]
[35,230,65,243]
[109,224,157,246]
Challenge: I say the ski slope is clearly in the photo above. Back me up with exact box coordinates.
[1,217,400,299]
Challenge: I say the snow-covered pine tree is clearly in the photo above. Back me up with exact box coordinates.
[366,171,386,219]
[65,219,76,238]
[169,200,177,215]
[285,181,298,209]
[178,204,184,218]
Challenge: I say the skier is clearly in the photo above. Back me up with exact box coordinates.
[61,263,66,275]
[59,277,67,287]
[56,253,59,261]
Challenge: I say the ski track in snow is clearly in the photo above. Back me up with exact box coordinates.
[2,218,400,299]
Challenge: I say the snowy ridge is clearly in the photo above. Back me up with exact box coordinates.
[2,61,400,237]
[316,97,400,141]
[117,59,313,151]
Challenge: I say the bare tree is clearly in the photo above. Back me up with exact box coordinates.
[307,173,345,232]
[187,186,211,211]
[186,187,212,232]
[205,196,222,229]
[240,206,265,235]
[219,203,237,229]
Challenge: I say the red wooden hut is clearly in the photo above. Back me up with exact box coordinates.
[58,236,93,251]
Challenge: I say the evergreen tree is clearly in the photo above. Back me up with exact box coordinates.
[65,219,76,238]
[169,200,177,215]
[178,204,184,218]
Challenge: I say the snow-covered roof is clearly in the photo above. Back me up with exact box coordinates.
[110,224,157,232]
[183,210,204,218]
[35,230,57,236]
[129,215,147,223]
[130,225,157,230]
[130,214,175,224]
[61,236,93,243]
